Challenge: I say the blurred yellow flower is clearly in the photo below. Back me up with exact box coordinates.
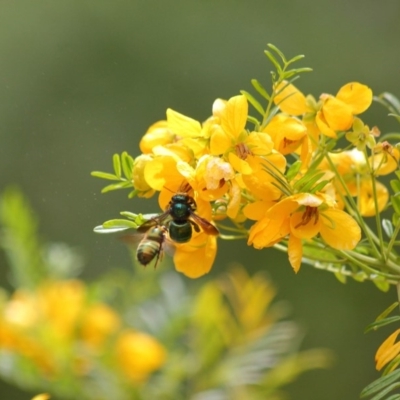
[38,280,85,341]
[80,303,121,348]
[31,394,50,400]
[115,329,166,382]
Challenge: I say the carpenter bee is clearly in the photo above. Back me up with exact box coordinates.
[138,189,219,244]
[136,225,168,267]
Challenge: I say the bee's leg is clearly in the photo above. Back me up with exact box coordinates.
[189,219,200,232]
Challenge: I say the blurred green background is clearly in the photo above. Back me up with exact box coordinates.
[1,1,400,399]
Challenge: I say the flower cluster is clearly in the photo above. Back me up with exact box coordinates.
[0,279,166,383]
[93,45,400,284]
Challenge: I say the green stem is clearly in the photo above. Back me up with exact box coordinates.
[386,216,400,259]
[363,148,386,261]
[325,153,380,257]
[216,223,248,235]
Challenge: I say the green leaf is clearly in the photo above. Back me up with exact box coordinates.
[251,79,270,101]
[264,50,282,74]
[128,189,140,199]
[365,316,400,333]
[93,224,132,234]
[247,115,261,129]
[119,212,158,226]
[103,219,139,229]
[310,180,331,194]
[386,390,400,400]
[377,302,400,321]
[91,171,119,181]
[121,151,134,180]
[267,43,286,63]
[352,271,367,282]
[101,181,132,193]
[293,171,325,192]
[0,187,47,288]
[240,90,265,116]
[390,179,400,193]
[334,270,347,284]
[381,92,400,114]
[287,67,313,75]
[360,369,400,397]
[391,194,400,215]
[120,211,140,220]
[382,219,394,238]
[113,153,122,178]
[287,54,305,64]
[372,278,391,293]
[286,161,302,182]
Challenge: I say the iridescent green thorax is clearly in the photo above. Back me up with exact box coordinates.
[169,194,195,221]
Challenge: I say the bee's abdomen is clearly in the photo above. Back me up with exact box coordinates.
[137,240,161,266]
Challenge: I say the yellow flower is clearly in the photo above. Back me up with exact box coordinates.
[80,303,121,348]
[3,290,39,328]
[166,107,213,158]
[115,329,166,382]
[139,120,174,154]
[273,82,309,116]
[358,180,389,217]
[319,149,389,216]
[209,95,275,174]
[274,81,373,139]
[144,150,186,192]
[369,141,400,176]
[38,280,85,341]
[262,114,308,156]
[375,328,400,371]
[0,321,54,374]
[316,82,373,138]
[31,394,50,400]
[241,153,286,201]
[345,117,377,150]
[177,155,232,202]
[248,193,361,272]
[132,154,156,198]
[173,231,218,278]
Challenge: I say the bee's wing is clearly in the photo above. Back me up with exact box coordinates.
[189,212,219,235]
[137,210,171,232]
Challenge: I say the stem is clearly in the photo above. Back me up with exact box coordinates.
[216,223,248,235]
[387,219,400,257]
[325,153,381,257]
[363,148,386,261]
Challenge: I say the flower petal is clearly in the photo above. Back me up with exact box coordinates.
[167,108,202,138]
[322,97,354,131]
[320,209,361,250]
[288,234,303,273]
[274,82,308,115]
[174,235,217,278]
[336,82,373,115]
[375,329,400,371]
[220,95,248,138]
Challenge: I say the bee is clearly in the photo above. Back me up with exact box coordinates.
[138,189,219,244]
[136,225,168,267]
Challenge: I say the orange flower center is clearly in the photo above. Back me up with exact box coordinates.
[295,206,319,228]
[235,143,252,160]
